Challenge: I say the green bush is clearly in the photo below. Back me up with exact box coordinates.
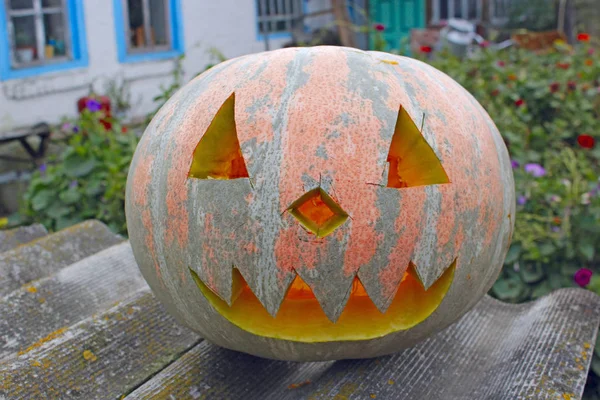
[426,38,600,301]
[20,101,138,235]
[426,37,600,397]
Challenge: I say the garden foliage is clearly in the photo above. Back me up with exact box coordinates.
[19,100,138,235]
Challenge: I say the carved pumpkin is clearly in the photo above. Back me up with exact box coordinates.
[125,46,515,361]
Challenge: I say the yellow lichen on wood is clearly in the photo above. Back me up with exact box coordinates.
[83,349,98,362]
[18,327,68,356]
[26,286,37,293]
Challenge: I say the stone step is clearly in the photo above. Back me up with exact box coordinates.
[0,224,48,253]
[0,242,148,361]
[0,289,200,399]
[0,220,122,296]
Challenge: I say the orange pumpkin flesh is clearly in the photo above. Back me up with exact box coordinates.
[188,94,249,180]
[191,261,455,342]
[288,188,349,238]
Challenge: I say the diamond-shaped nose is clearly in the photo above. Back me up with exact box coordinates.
[288,188,348,238]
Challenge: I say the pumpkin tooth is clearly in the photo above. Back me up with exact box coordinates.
[410,184,458,290]
[292,266,356,323]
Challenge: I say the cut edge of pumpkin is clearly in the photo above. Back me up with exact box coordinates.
[188,93,250,180]
[386,105,450,188]
[190,260,455,342]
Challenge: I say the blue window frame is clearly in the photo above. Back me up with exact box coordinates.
[255,0,308,41]
[113,0,184,64]
[0,0,88,81]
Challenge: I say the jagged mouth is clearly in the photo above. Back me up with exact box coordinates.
[190,261,455,342]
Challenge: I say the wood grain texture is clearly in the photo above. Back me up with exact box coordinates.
[0,242,148,361]
[0,220,122,296]
[126,289,600,400]
[0,289,200,400]
[0,224,47,253]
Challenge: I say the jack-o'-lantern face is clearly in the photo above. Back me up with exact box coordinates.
[126,47,514,360]
[186,92,455,342]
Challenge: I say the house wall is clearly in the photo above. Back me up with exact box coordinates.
[0,0,289,135]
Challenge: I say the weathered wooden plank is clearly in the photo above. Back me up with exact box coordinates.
[126,288,600,400]
[0,224,47,253]
[0,242,148,361]
[0,289,201,399]
[0,220,122,296]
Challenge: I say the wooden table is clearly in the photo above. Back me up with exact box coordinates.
[1,221,599,399]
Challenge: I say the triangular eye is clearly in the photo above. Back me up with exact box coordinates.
[386,106,449,188]
[188,93,250,180]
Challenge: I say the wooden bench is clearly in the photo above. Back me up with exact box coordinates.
[1,221,599,399]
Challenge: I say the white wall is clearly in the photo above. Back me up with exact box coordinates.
[0,0,288,135]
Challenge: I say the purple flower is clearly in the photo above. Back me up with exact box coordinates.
[73,126,79,133]
[61,122,72,131]
[524,163,546,177]
[38,163,47,174]
[549,195,561,203]
[69,180,78,189]
[517,195,527,205]
[552,226,560,233]
[511,159,520,169]
[86,99,102,112]
[574,268,593,287]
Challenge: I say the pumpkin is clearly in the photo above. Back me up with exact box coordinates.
[125,46,515,361]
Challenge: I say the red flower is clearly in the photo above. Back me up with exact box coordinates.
[121,126,128,133]
[514,99,524,107]
[585,59,593,66]
[491,89,500,97]
[577,33,590,42]
[577,134,595,149]
[556,62,570,70]
[420,46,432,54]
[497,61,505,67]
[567,81,577,91]
[574,268,593,287]
[549,82,560,93]
[374,23,385,32]
[480,41,491,48]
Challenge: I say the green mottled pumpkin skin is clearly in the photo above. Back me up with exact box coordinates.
[125,46,515,361]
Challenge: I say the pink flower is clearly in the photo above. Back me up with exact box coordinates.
[480,41,491,48]
[574,268,593,287]
[374,23,385,32]
[515,98,524,107]
[524,163,546,177]
[497,61,505,67]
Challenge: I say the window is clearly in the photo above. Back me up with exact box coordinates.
[256,0,304,38]
[0,0,87,80]
[114,0,183,63]
[430,0,483,24]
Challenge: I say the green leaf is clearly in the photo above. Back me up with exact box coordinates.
[59,190,82,205]
[55,216,83,231]
[85,181,104,197]
[579,242,595,261]
[520,263,545,284]
[492,277,529,303]
[31,189,54,211]
[63,154,98,178]
[531,281,552,299]
[45,203,70,219]
[592,355,600,377]
[505,243,522,264]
